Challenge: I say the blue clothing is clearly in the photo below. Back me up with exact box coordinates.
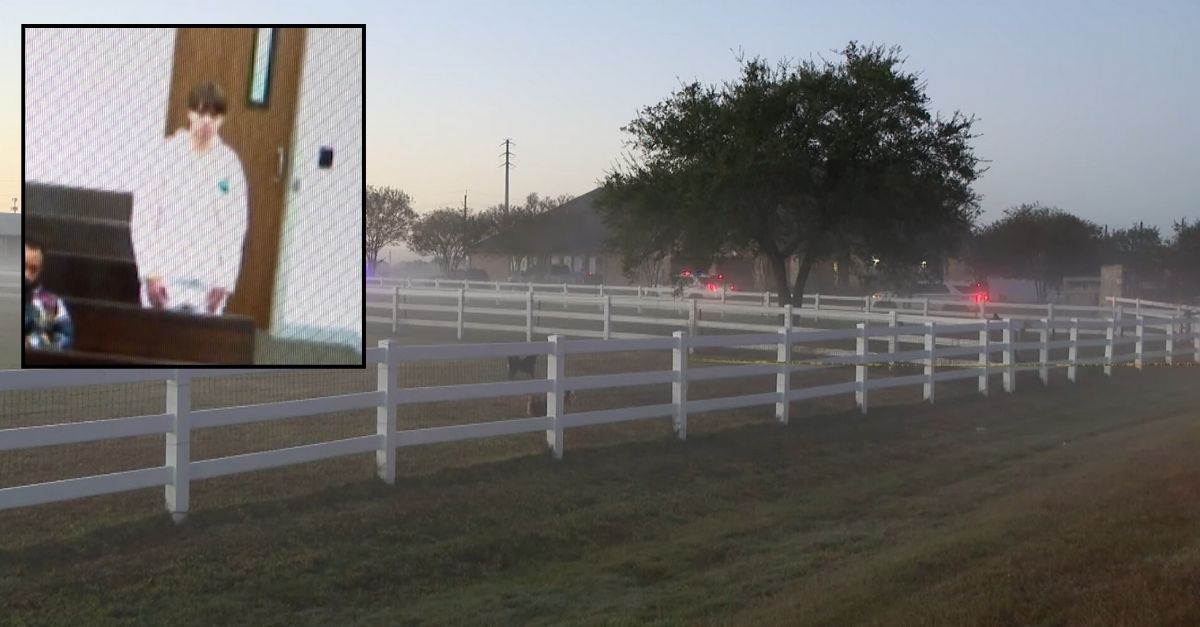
[24,287,74,351]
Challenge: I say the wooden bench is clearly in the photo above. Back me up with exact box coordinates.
[25,183,141,305]
[37,251,140,305]
[24,348,194,367]
[26,297,257,365]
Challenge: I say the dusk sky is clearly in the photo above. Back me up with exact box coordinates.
[4,1,1198,254]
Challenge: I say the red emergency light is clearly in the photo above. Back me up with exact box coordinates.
[707,282,717,292]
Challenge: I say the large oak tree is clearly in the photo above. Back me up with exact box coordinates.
[597,43,983,304]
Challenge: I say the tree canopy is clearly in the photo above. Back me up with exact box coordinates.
[407,209,488,273]
[597,43,983,304]
[1103,222,1167,286]
[968,203,1105,302]
[1169,218,1200,300]
[366,186,417,266]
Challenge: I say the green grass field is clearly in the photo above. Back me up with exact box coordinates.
[2,313,1198,626]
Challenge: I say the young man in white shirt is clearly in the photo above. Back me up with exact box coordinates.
[131,81,249,315]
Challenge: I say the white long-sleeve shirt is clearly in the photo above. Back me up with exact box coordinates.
[131,130,249,297]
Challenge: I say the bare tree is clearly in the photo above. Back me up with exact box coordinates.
[366,186,417,267]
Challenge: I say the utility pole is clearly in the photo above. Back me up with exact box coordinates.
[499,139,515,211]
[462,189,469,270]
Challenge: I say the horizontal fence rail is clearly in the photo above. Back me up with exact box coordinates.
[3,308,1198,523]
[371,284,1145,350]
[368,277,1129,320]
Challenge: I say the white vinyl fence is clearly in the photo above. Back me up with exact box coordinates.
[368,276,1128,320]
[368,284,1153,353]
[3,316,1198,522]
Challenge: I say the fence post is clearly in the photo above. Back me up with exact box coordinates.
[924,322,936,403]
[855,323,869,414]
[165,369,192,524]
[603,295,612,340]
[1166,317,1175,365]
[1193,316,1200,363]
[672,331,689,440]
[456,288,466,340]
[1002,319,1015,393]
[525,290,534,341]
[979,300,987,320]
[546,335,565,459]
[1104,318,1115,376]
[1115,304,1124,339]
[923,298,930,318]
[434,277,440,290]
[888,310,898,368]
[775,325,793,424]
[1135,316,1145,370]
[1068,318,1079,383]
[391,286,399,333]
[405,277,412,289]
[762,292,770,308]
[376,340,397,484]
[688,297,698,338]
[978,320,990,396]
[1039,318,1050,386]
[815,293,821,311]
[637,286,643,314]
[864,295,872,313]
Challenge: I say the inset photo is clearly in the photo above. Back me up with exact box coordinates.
[22,26,364,367]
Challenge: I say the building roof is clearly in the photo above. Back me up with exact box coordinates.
[473,188,611,255]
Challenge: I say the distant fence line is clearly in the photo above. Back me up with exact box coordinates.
[368,276,1196,322]
[366,284,1195,355]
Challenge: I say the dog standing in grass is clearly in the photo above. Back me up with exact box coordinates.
[507,355,575,417]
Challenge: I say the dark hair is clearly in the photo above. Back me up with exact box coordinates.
[24,237,45,254]
[187,81,228,116]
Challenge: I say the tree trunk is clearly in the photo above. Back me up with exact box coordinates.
[768,253,792,306]
[836,252,851,293]
[791,252,816,307]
